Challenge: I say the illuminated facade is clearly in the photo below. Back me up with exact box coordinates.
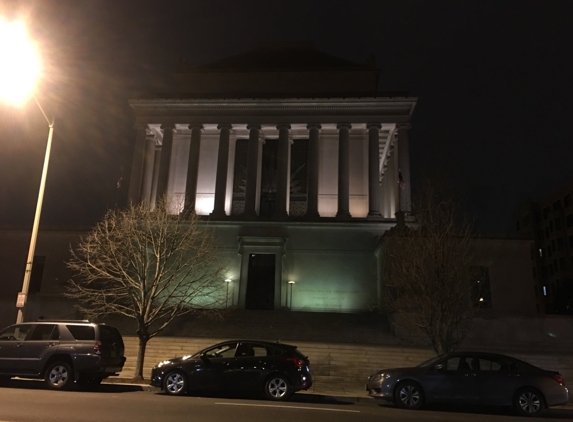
[127,43,416,312]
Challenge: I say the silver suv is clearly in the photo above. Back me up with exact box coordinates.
[0,320,125,390]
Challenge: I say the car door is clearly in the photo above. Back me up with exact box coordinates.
[19,324,59,375]
[423,354,479,404]
[190,342,238,390]
[0,324,33,375]
[475,356,523,405]
[225,342,268,389]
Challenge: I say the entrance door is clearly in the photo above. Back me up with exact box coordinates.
[245,254,275,310]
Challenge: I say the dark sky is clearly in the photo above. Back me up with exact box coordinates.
[1,0,572,234]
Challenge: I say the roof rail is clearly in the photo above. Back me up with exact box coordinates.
[35,319,91,323]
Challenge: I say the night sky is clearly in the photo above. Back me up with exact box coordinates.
[1,0,572,234]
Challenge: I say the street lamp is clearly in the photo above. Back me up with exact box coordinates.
[288,280,295,309]
[225,279,232,308]
[0,19,49,324]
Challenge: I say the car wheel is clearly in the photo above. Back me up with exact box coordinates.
[164,371,187,396]
[44,361,74,390]
[394,380,425,410]
[264,375,292,401]
[514,388,545,417]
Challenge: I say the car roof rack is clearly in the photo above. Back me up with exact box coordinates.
[35,319,91,323]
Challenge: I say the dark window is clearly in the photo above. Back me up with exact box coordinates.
[567,215,573,227]
[570,235,573,248]
[545,227,550,237]
[537,229,543,241]
[66,325,95,340]
[560,257,566,271]
[543,207,550,219]
[555,218,562,230]
[99,326,122,345]
[29,256,46,295]
[565,194,572,208]
[552,240,556,251]
[516,221,520,231]
[553,200,562,211]
[535,212,542,223]
[550,266,554,276]
[542,266,548,278]
[558,238,564,250]
[547,246,552,258]
[471,266,492,308]
[554,260,558,271]
[550,221,554,232]
[29,324,59,341]
[267,345,285,356]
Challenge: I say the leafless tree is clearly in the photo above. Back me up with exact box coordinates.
[66,199,226,379]
[381,176,477,355]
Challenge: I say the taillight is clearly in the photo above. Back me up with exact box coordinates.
[93,341,101,355]
[552,374,565,385]
[286,357,305,368]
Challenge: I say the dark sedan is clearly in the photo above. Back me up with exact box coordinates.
[366,351,569,416]
[150,340,312,401]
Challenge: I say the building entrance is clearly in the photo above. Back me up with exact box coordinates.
[245,253,276,310]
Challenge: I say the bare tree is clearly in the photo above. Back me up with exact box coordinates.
[381,176,476,355]
[66,199,226,379]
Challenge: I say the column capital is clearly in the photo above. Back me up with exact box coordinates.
[337,123,352,130]
[160,123,175,131]
[188,124,204,131]
[396,122,412,131]
[367,122,382,130]
[247,124,261,131]
[307,123,322,130]
[217,123,233,131]
[276,123,291,131]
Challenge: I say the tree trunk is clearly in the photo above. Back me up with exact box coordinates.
[133,333,149,381]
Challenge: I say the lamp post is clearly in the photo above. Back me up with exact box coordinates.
[0,19,46,324]
[288,280,295,309]
[225,279,232,308]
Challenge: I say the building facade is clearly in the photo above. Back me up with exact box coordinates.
[514,181,573,314]
[126,43,416,313]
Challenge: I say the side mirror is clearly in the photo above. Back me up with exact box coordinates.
[435,363,446,372]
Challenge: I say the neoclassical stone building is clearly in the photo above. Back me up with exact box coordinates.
[127,43,416,313]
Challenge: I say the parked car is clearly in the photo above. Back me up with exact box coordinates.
[0,320,126,390]
[366,351,569,416]
[150,340,312,400]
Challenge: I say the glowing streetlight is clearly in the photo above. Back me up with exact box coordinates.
[0,18,52,324]
[288,280,295,309]
[225,279,232,308]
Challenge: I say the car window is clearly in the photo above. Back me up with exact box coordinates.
[99,325,123,345]
[0,325,31,341]
[66,325,95,340]
[236,342,268,357]
[204,343,237,358]
[29,324,59,341]
[439,357,461,371]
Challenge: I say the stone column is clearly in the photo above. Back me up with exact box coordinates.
[273,124,291,220]
[367,123,382,217]
[127,124,148,204]
[155,123,175,203]
[183,124,203,214]
[396,123,412,213]
[141,133,156,205]
[244,124,261,218]
[336,123,352,219]
[211,124,232,218]
[305,124,321,219]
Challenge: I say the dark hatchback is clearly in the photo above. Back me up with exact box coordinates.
[151,340,312,400]
[366,351,569,417]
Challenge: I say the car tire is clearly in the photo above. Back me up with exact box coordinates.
[514,387,545,417]
[164,371,188,396]
[44,361,74,390]
[394,380,425,410]
[264,375,292,401]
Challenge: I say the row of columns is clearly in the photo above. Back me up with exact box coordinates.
[129,123,411,219]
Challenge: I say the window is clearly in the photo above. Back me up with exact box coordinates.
[0,324,32,341]
[556,218,562,230]
[570,235,573,248]
[29,324,59,341]
[558,238,564,250]
[565,194,572,208]
[516,221,520,231]
[534,285,538,297]
[236,342,268,357]
[553,200,562,211]
[543,207,550,219]
[550,221,554,232]
[545,227,550,238]
[66,325,95,340]
[552,240,556,251]
[471,266,492,308]
[204,342,238,358]
[567,215,573,227]
[560,257,566,271]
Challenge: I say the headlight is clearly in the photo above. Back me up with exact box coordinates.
[157,360,172,368]
[369,372,390,382]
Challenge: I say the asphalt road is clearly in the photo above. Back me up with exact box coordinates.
[0,380,572,422]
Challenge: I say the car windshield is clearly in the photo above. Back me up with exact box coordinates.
[416,356,444,368]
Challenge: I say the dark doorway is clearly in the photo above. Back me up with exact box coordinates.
[245,254,276,310]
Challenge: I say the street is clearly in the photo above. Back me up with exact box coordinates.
[0,380,572,422]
